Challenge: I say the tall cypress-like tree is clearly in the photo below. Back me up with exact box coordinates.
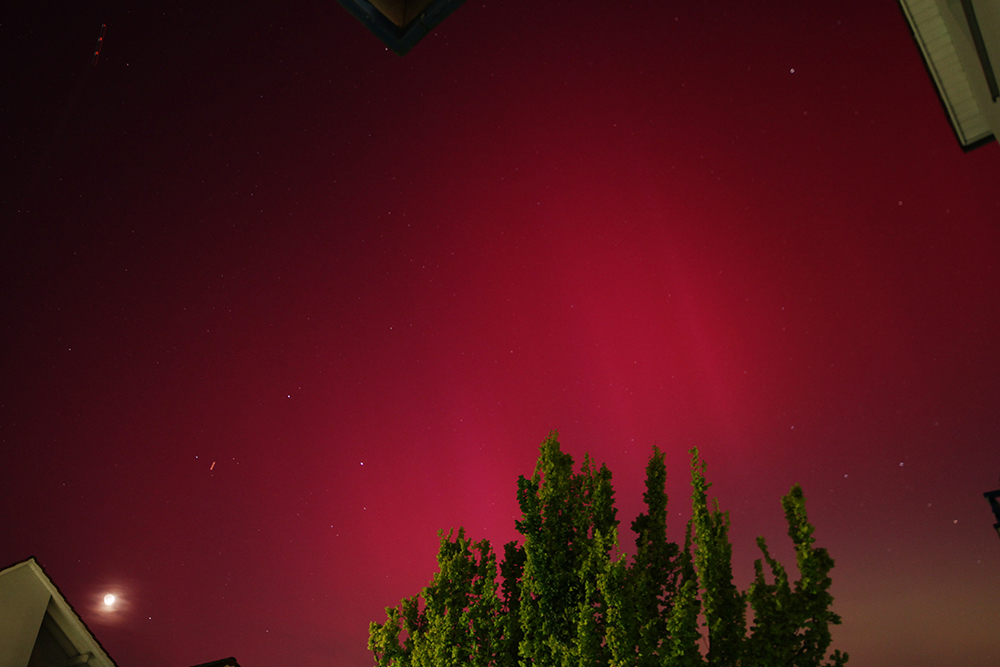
[689,450,745,667]
[497,541,525,667]
[369,528,500,667]
[661,523,703,667]
[369,433,848,667]
[743,486,848,667]
[629,446,681,667]
[515,436,619,667]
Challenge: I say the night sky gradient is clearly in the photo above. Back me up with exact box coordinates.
[3,2,1000,667]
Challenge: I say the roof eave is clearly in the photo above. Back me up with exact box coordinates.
[334,0,468,55]
[897,0,996,150]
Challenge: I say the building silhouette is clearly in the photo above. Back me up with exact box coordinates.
[335,0,468,55]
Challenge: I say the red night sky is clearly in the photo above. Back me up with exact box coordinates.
[3,2,1000,666]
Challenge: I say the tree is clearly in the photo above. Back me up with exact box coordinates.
[369,432,848,667]
[689,449,745,666]
[743,488,848,667]
[514,436,621,667]
[369,528,501,667]
[629,447,680,667]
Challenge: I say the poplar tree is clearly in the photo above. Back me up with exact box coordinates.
[369,529,500,667]
[629,446,680,667]
[497,541,526,667]
[743,488,848,667]
[515,437,619,667]
[368,433,848,667]
[689,450,745,666]
[661,523,703,667]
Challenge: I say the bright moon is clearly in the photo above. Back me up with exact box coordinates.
[103,594,115,606]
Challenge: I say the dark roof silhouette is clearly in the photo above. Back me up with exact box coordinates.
[334,0,468,55]
[189,658,242,667]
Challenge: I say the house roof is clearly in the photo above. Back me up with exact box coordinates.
[334,0,468,55]
[188,658,241,667]
[898,0,998,150]
[0,558,118,667]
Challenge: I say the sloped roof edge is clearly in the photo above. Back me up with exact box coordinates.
[897,0,995,150]
[0,557,118,667]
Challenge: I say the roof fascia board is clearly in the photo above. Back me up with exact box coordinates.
[898,0,996,149]
[0,559,117,667]
[958,0,1000,101]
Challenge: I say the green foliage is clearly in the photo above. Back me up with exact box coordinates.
[689,450,745,666]
[516,436,620,667]
[369,528,500,667]
[498,541,526,667]
[369,433,848,667]
[630,447,681,667]
[661,526,703,667]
